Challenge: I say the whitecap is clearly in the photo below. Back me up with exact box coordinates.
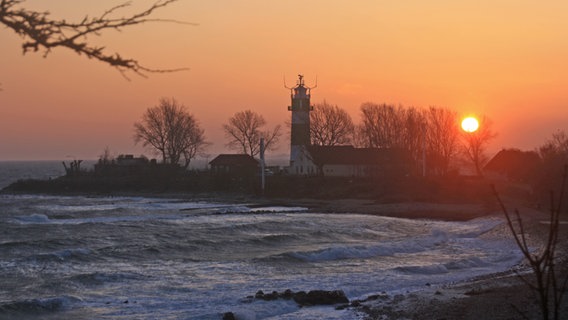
[249,206,308,213]
[13,214,50,224]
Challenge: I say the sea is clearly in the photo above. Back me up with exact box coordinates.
[0,161,523,319]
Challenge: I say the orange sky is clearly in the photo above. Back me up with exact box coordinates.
[1,0,567,161]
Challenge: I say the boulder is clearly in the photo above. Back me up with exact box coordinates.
[293,290,349,306]
[222,311,236,320]
[254,290,279,301]
[250,289,349,306]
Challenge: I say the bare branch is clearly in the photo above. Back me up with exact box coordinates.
[310,100,354,147]
[492,164,568,320]
[0,0,194,77]
[223,110,282,157]
[424,106,460,176]
[133,97,208,168]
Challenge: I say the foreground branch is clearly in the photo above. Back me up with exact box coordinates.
[492,165,567,320]
[0,0,193,78]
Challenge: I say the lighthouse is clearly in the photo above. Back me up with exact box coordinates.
[287,74,314,174]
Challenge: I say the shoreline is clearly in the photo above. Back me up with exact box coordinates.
[0,181,507,217]
[2,189,493,221]
[355,269,534,319]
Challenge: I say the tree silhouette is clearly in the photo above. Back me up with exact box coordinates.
[357,103,405,149]
[0,0,191,77]
[223,110,281,157]
[425,106,460,176]
[535,130,568,207]
[492,166,568,320]
[539,130,568,163]
[461,115,497,177]
[310,101,354,146]
[134,98,208,168]
[356,103,429,173]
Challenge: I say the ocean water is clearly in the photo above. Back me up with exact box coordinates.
[0,163,523,319]
[0,161,66,189]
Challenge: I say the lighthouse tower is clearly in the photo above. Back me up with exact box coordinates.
[287,74,314,174]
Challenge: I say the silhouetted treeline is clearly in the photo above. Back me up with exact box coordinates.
[313,102,494,177]
[533,131,568,210]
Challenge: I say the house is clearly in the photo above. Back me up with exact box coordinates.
[209,154,259,176]
[484,148,541,182]
[292,145,412,177]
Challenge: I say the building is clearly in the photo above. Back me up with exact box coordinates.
[292,145,411,177]
[484,148,541,182]
[287,74,314,174]
[209,154,259,176]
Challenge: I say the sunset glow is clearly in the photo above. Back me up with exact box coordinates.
[461,117,479,133]
[1,1,567,160]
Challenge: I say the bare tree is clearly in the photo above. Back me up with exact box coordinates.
[539,130,568,163]
[356,102,428,173]
[134,97,207,168]
[310,100,354,146]
[223,110,281,157]
[0,0,191,77]
[357,103,405,149]
[535,130,568,206]
[461,115,497,176]
[401,106,427,171]
[425,107,460,175]
[492,166,568,320]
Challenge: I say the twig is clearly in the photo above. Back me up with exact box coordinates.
[0,0,194,77]
[491,164,567,320]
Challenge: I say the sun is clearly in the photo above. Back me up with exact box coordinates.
[461,117,479,133]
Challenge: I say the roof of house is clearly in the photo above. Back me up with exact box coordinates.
[307,145,411,165]
[209,154,259,166]
[484,149,541,172]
